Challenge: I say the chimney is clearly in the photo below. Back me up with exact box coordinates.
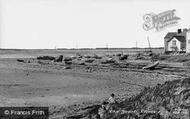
[178,29,182,34]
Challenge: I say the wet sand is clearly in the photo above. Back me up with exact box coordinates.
[0,49,186,118]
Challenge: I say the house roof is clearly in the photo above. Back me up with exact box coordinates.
[164,32,177,40]
[167,36,186,43]
[165,31,186,42]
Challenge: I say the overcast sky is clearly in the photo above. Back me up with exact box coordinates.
[0,0,190,49]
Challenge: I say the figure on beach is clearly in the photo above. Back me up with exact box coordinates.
[98,93,118,118]
[108,93,116,104]
[98,101,108,119]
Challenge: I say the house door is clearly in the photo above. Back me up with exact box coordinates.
[170,40,178,51]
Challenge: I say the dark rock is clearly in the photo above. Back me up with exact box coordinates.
[37,56,55,60]
[119,54,128,60]
[17,59,25,63]
[101,58,116,64]
[85,59,94,63]
[55,55,63,62]
[65,61,72,65]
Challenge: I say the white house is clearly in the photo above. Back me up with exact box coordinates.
[164,29,187,53]
[166,36,186,51]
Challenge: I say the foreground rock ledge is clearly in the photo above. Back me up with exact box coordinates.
[65,78,190,119]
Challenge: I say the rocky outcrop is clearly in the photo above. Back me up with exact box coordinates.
[66,78,190,119]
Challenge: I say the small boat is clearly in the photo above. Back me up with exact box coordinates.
[143,61,159,70]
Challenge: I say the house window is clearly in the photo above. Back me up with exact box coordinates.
[172,40,176,46]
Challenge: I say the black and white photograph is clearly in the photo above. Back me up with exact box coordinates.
[0,0,190,119]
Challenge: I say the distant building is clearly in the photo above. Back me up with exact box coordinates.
[164,29,190,53]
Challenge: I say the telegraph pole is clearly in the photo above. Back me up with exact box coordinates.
[106,43,109,55]
[147,36,151,52]
[135,40,138,53]
[106,43,108,49]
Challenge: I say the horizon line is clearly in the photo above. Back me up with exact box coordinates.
[0,47,164,50]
